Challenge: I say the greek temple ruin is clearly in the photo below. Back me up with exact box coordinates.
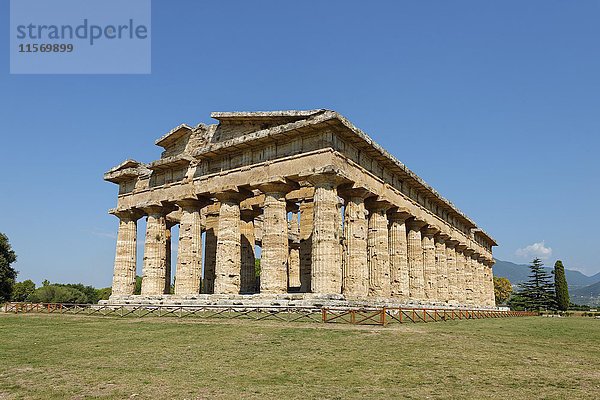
[104,110,497,308]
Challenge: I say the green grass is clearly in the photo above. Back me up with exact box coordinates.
[0,314,598,399]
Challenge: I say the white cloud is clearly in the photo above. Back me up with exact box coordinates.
[515,241,552,260]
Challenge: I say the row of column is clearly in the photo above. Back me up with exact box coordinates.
[111,174,495,306]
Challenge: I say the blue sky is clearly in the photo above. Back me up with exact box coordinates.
[1,1,599,287]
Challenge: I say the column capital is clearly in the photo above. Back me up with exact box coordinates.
[463,248,475,256]
[109,207,144,221]
[304,171,349,188]
[406,217,428,231]
[435,233,450,243]
[214,186,253,203]
[175,196,212,211]
[338,183,374,201]
[422,225,440,237]
[365,198,394,212]
[240,206,261,222]
[445,239,459,248]
[387,207,412,222]
[139,202,176,217]
[257,180,298,197]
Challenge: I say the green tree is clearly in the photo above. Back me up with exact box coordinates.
[11,279,36,302]
[553,260,570,311]
[134,275,142,295]
[493,277,512,304]
[95,287,112,301]
[0,232,18,302]
[28,285,88,303]
[513,258,555,311]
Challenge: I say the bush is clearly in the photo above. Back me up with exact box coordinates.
[27,285,88,304]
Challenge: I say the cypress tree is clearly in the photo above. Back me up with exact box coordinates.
[514,258,555,311]
[553,260,570,311]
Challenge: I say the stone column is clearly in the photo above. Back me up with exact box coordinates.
[299,200,314,292]
[340,191,369,297]
[214,192,243,294]
[422,226,439,302]
[310,175,343,294]
[259,183,292,294]
[366,201,391,297]
[434,233,449,303]
[476,256,486,307]
[445,240,459,304]
[110,209,142,296]
[240,209,258,294]
[406,218,427,300]
[174,199,207,296]
[463,249,475,305]
[387,210,410,300]
[455,244,467,304]
[287,210,301,289]
[202,204,219,294]
[141,205,169,295]
[486,260,496,307]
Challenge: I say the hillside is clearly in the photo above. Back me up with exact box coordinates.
[492,259,599,290]
[571,281,600,307]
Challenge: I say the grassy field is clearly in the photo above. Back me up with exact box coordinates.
[0,314,598,399]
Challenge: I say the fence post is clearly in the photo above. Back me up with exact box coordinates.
[321,308,327,323]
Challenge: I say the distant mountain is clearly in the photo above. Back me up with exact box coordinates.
[571,281,600,307]
[492,259,599,290]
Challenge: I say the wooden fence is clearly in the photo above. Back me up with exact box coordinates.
[3,302,535,326]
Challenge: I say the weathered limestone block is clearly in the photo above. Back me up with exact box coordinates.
[455,245,468,304]
[366,202,391,297]
[406,219,427,300]
[214,194,242,294]
[260,185,290,294]
[445,240,459,303]
[299,200,313,292]
[240,215,257,293]
[111,209,142,296]
[174,199,205,295]
[141,206,169,295]
[310,175,343,294]
[341,194,369,297]
[388,211,411,300]
[435,234,449,302]
[287,211,301,289]
[422,226,439,302]
[202,205,219,294]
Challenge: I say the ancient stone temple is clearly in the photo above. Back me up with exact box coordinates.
[104,110,497,308]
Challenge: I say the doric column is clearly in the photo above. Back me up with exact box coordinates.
[422,225,439,302]
[434,233,449,302]
[202,204,219,294]
[214,191,244,294]
[110,209,142,296]
[298,200,314,292]
[310,175,343,294]
[455,244,467,304]
[445,240,459,304]
[240,209,258,294]
[486,259,496,307]
[164,222,174,294]
[476,256,487,307]
[141,205,171,295]
[174,199,208,296]
[388,210,411,300]
[287,210,301,289]
[406,218,427,300]
[339,188,370,297]
[463,249,475,305]
[259,183,293,294]
[366,201,391,297]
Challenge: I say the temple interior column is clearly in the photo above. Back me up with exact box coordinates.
[388,211,411,300]
[298,200,313,292]
[110,209,142,296]
[340,190,369,297]
[310,175,343,294]
[174,199,206,296]
[141,205,169,295]
[445,240,459,304]
[259,184,292,294]
[202,204,219,294]
[240,209,258,294]
[406,218,427,300]
[287,209,301,290]
[214,192,243,294]
[422,226,439,302]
